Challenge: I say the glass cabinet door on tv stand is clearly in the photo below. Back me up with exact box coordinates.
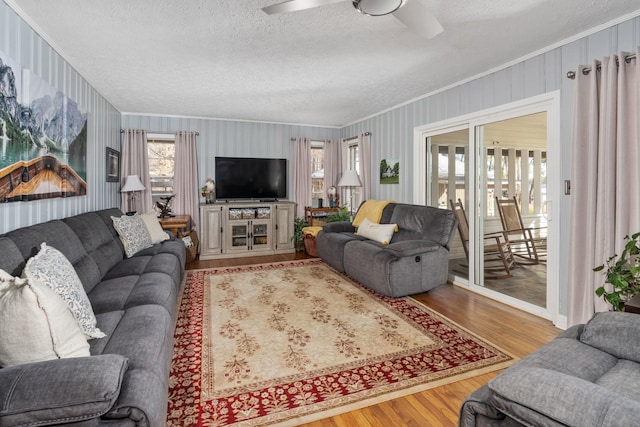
[225,206,272,254]
[226,219,271,253]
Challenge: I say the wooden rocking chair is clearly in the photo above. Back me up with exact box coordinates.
[450,199,515,279]
[495,196,547,265]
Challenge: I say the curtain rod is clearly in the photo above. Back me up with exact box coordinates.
[290,132,371,142]
[120,129,199,135]
[566,53,636,79]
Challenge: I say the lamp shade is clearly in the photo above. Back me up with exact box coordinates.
[337,170,362,187]
[121,175,145,192]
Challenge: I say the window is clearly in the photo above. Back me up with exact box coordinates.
[347,142,359,173]
[311,141,325,203]
[343,141,361,211]
[147,135,175,203]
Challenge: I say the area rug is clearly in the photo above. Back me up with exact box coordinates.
[167,259,514,426]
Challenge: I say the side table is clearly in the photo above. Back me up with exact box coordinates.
[158,214,191,234]
[304,206,341,226]
[624,293,640,314]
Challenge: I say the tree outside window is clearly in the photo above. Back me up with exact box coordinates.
[147,139,175,204]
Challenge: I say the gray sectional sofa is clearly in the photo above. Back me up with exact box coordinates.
[316,202,457,297]
[0,208,185,426]
[459,311,640,427]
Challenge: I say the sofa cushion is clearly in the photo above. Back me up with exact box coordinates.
[24,243,105,339]
[389,204,456,247]
[93,208,128,254]
[0,355,127,426]
[111,215,153,257]
[580,311,640,363]
[139,211,170,244]
[96,304,175,427]
[595,359,640,402]
[89,272,179,316]
[356,217,397,244]
[64,212,125,290]
[515,337,618,382]
[0,237,26,277]
[3,220,103,290]
[0,270,89,367]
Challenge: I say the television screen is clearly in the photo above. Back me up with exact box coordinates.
[215,157,287,200]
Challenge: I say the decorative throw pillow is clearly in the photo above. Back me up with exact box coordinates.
[356,217,397,245]
[139,211,169,244]
[24,243,105,339]
[0,269,89,367]
[111,214,153,257]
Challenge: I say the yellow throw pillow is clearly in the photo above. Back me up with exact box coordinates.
[356,217,397,245]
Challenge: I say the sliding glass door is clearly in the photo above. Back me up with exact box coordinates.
[416,94,558,321]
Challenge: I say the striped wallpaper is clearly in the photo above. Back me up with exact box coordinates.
[2,0,640,318]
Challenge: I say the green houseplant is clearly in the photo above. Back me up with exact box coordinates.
[292,217,309,252]
[593,232,640,311]
[324,208,351,223]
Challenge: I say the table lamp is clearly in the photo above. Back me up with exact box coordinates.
[121,175,145,215]
[337,169,362,219]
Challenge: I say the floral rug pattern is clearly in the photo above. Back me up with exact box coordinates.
[167,260,514,426]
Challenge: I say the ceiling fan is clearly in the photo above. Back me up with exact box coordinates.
[262,0,443,39]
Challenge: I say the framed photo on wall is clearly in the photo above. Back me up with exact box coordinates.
[106,147,120,182]
[380,157,399,184]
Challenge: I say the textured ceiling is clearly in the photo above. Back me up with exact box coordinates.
[6,0,640,127]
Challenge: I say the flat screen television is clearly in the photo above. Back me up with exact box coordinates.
[215,157,287,200]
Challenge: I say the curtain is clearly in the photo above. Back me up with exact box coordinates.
[567,48,640,326]
[173,131,199,230]
[358,132,371,201]
[323,138,343,193]
[293,137,311,217]
[120,129,152,213]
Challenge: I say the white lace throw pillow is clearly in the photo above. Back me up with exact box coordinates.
[0,269,89,367]
[112,214,153,257]
[23,243,105,339]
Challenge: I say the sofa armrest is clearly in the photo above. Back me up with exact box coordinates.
[489,366,640,427]
[459,384,513,427]
[322,221,355,233]
[558,323,584,339]
[382,240,442,257]
[0,354,128,426]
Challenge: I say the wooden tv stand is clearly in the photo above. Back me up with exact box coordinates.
[199,201,295,260]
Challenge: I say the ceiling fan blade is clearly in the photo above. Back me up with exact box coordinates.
[392,0,443,39]
[262,0,345,15]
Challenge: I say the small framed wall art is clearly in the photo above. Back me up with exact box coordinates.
[106,147,120,182]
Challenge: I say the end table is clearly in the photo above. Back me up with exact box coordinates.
[158,214,191,235]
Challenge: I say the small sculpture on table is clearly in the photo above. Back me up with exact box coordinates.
[201,178,215,204]
[156,194,176,218]
[327,186,339,208]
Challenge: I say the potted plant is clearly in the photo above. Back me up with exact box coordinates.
[324,208,351,223]
[593,232,640,311]
[292,217,309,252]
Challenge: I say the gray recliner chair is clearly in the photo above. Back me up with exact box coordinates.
[316,202,457,297]
[459,311,640,427]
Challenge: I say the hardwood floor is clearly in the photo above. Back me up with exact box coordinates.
[187,253,562,427]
